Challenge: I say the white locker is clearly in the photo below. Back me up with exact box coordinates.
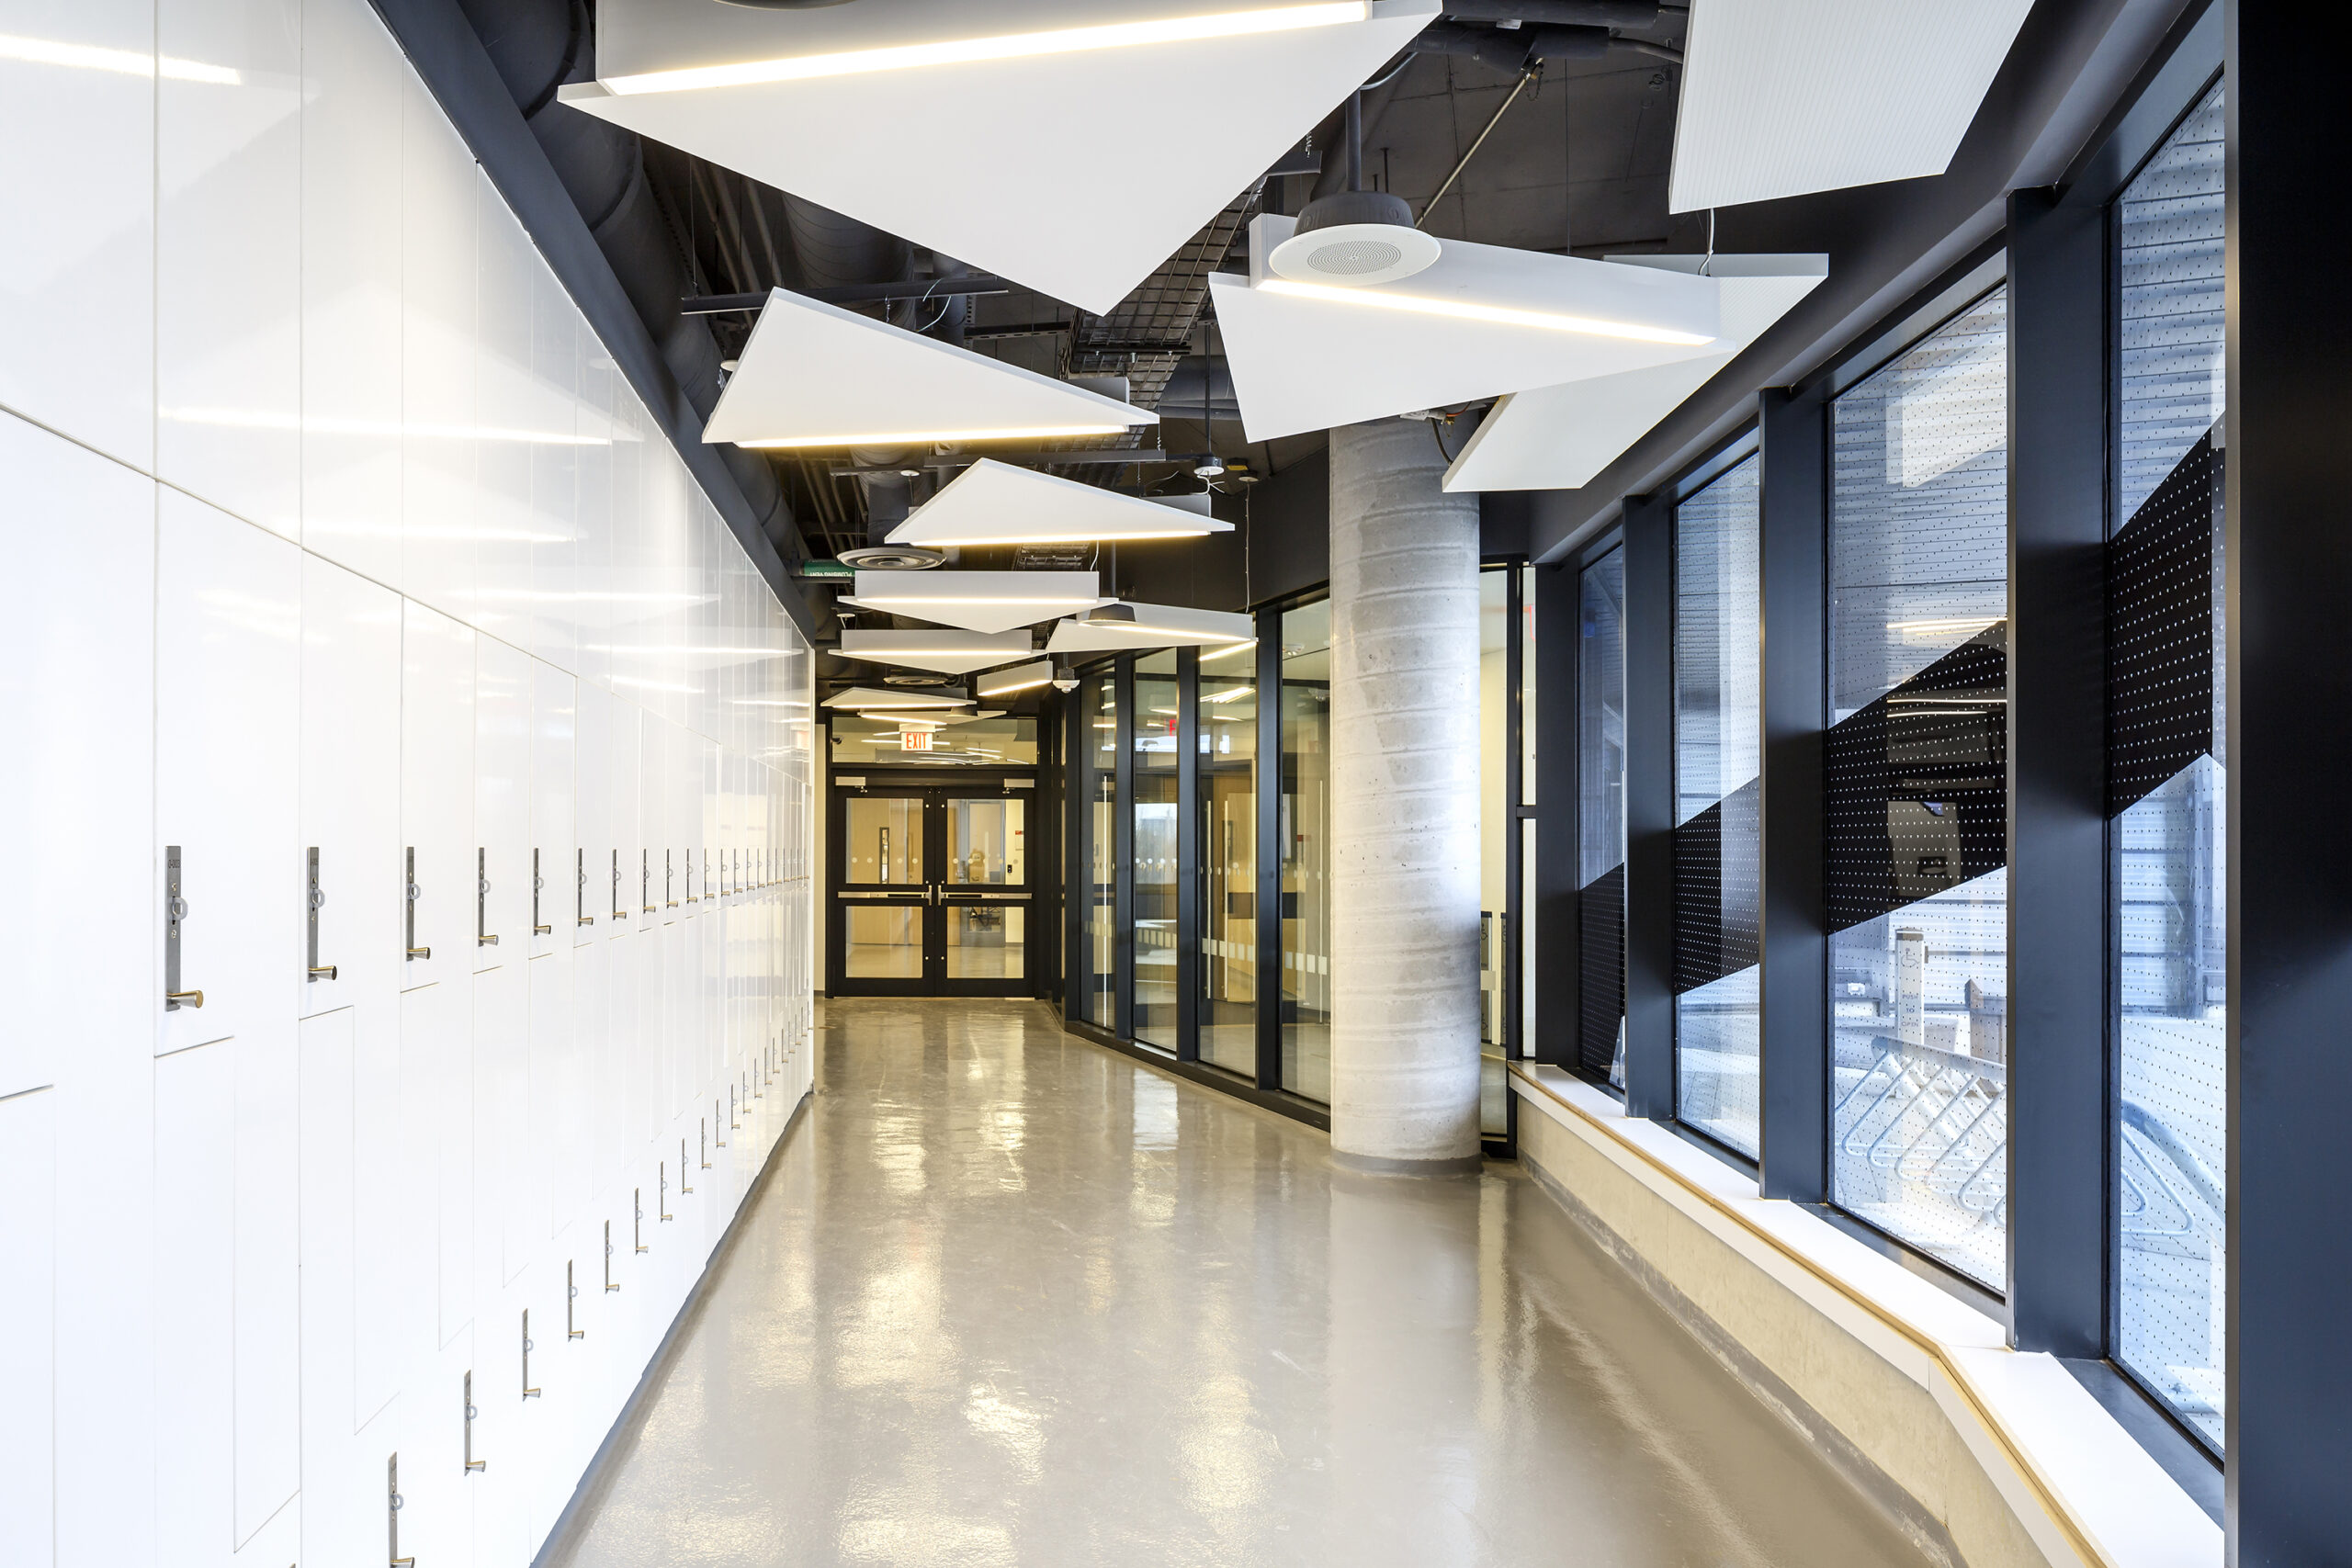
[477,635,530,971]
[300,0,406,588]
[0,1087,55,1562]
[420,973,475,1345]
[300,555,402,1021]
[400,66,479,625]
[390,1328,477,1568]
[574,679,610,951]
[530,660,576,963]
[155,490,303,1543]
[402,601,475,993]
[154,1038,237,1568]
[475,958,529,1293]
[471,168,535,651]
[298,1005,375,1568]
[527,272,583,676]
[0,414,153,1103]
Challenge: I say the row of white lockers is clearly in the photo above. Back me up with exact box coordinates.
[0,411,819,1568]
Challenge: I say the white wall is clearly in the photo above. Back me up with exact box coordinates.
[0,3,817,1565]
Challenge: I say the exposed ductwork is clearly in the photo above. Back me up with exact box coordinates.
[457,0,798,552]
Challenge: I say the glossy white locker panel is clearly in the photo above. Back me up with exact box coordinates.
[0,1088,55,1562]
[351,964,413,1425]
[419,971,474,1344]
[611,698,641,930]
[300,556,401,1021]
[401,600,474,992]
[476,636,530,970]
[471,171,535,649]
[527,274,583,675]
[532,931,581,1245]
[300,0,405,585]
[157,487,300,1058]
[393,1328,476,1568]
[401,67,479,624]
[474,958,528,1291]
[297,1005,373,1568]
[531,660,576,962]
[0,0,155,468]
[573,680,610,950]
[571,346,618,694]
[0,415,153,1100]
[154,1039,237,1568]
[156,0,302,539]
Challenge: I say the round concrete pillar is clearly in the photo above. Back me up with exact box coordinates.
[1327,417,1483,1168]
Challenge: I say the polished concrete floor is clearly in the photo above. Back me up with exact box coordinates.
[549,998,1935,1568]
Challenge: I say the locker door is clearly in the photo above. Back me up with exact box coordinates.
[476,635,529,972]
[531,663,582,1243]
[401,602,474,993]
[477,953,528,1292]
[574,680,608,951]
[300,558,401,1020]
[297,1006,374,1567]
[154,1039,236,1568]
[155,490,302,1546]
[0,1087,55,1562]
[530,661,575,964]
[609,705,647,1153]
[390,1327,476,1568]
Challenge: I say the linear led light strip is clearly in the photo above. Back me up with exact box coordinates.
[602,4,1368,96]
[738,423,1134,449]
[840,696,971,709]
[855,594,1103,609]
[1257,279,1715,347]
[1198,639,1258,664]
[1085,620,1253,643]
[909,527,1216,547]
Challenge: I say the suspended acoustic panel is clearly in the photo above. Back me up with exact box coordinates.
[836,627,1037,676]
[820,685,973,709]
[560,0,1440,314]
[1668,0,2034,213]
[1213,215,1724,442]
[888,459,1233,548]
[1443,255,1829,493]
[1044,604,1254,652]
[703,290,1151,448]
[837,570,1109,635]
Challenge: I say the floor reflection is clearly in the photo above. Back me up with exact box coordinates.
[550,998,1937,1568]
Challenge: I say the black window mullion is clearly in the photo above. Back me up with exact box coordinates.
[1535,561,1581,1068]
[1114,657,1136,1043]
[1176,645,1201,1062]
[1255,609,1283,1090]
[1623,491,1677,1120]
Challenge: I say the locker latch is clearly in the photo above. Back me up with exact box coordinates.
[307,847,337,981]
[164,845,202,1010]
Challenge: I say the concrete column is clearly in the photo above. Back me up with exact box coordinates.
[1327,418,1483,1167]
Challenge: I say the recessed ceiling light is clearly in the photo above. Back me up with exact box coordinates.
[1256,278,1715,345]
[600,4,1373,96]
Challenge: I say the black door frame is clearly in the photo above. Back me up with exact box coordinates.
[828,769,1042,998]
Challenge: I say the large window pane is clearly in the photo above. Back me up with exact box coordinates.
[1280,600,1331,1103]
[1577,548,1627,1087]
[1826,286,2010,1288]
[1079,670,1117,1028]
[1674,456,1762,1156]
[2112,79,2225,1451]
[1480,568,1511,1134]
[1198,636,1259,1076]
[1135,652,1180,1048]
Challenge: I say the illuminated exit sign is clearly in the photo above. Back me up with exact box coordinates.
[900,730,933,751]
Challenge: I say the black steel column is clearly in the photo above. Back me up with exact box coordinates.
[1176,646,1202,1061]
[1255,612,1283,1089]
[2006,184,2109,1354]
[2226,8,2352,1556]
[1114,658,1136,1042]
[1064,688,1083,1023]
[1758,384,1830,1201]
[1504,565,1526,1062]
[1622,491,1676,1120]
[1533,560,1581,1067]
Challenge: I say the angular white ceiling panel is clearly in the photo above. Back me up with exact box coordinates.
[821,685,973,709]
[888,459,1233,548]
[1044,604,1254,653]
[1443,255,1828,493]
[836,627,1037,676]
[1668,0,2035,213]
[838,570,1109,635]
[704,291,1152,448]
[562,0,1439,314]
[1214,215,1726,442]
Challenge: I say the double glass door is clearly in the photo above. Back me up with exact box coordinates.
[834,785,1032,995]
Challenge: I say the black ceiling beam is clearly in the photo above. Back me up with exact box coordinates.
[683,276,1024,312]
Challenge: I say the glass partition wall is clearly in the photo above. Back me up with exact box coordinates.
[1062,580,1531,1135]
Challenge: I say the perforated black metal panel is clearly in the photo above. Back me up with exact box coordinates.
[1824,627,2010,933]
[2109,433,2219,817]
[1578,865,1625,1079]
[1671,778,1759,992]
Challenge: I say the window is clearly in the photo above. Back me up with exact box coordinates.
[1577,547,1628,1087]
[1197,636,1259,1076]
[1673,456,1763,1156]
[2110,78,2225,1451]
[1480,567,1512,1134]
[1826,286,2010,1288]
[1280,599,1332,1103]
[1079,668,1117,1028]
[1134,651,1181,1048]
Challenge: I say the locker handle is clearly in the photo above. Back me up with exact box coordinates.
[166,990,205,1009]
[389,1454,413,1568]
[521,1311,541,1399]
[534,925,552,935]
[463,1371,486,1472]
[578,915,596,927]
[309,966,339,980]
[406,947,432,960]
[479,934,500,947]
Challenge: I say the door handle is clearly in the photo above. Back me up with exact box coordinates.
[388,1454,414,1568]
[463,1371,485,1472]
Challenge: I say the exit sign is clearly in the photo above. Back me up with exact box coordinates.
[900,730,933,751]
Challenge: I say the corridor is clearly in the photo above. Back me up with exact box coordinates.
[548,1000,1934,1568]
